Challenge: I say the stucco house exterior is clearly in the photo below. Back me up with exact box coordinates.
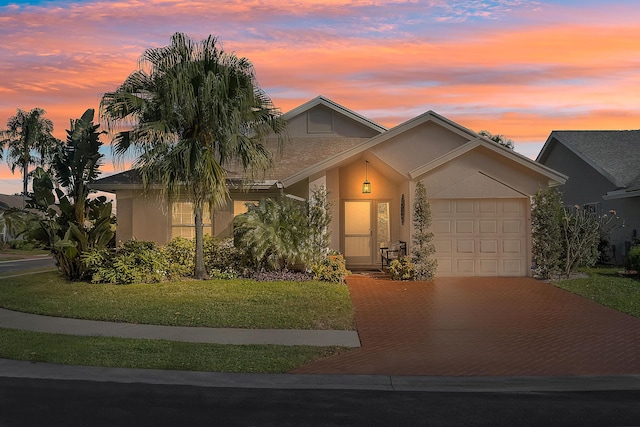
[537,130,640,264]
[92,96,566,276]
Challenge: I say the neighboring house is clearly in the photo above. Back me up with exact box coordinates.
[0,194,25,242]
[537,130,640,264]
[92,96,566,276]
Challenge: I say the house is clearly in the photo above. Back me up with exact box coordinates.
[92,96,566,276]
[0,194,25,242]
[537,130,640,264]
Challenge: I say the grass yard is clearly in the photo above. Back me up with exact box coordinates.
[0,271,355,372]
[0,272,355,330]
[550,267,640,318]
[0,327,348,373]
[0,249,49,261]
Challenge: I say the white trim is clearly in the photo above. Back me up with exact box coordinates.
[603,189,640,200]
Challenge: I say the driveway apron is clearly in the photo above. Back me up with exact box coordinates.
[292,275,640,376]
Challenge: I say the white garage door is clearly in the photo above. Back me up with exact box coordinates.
[431,199,528,276]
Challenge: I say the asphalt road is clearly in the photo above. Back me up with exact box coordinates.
[0,257,55,275]
[1,377,639,426]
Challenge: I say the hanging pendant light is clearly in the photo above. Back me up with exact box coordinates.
[362,160,372,194]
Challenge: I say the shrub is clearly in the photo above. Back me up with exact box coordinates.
[311,254,350,284]
[562,205,600,277]
[389,256,415,281]
[626,246,640,276]
[203,236,242,278]
[84,240,168,285]
[164,237,195,278]
[411,181,437,280]
[8,240,36,251]
[233,187,333,273]
[531,187,564,279]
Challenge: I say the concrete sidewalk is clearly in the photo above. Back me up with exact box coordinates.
[0,308,361,347]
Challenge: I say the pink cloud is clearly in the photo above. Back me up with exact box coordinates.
[0,0,639,194]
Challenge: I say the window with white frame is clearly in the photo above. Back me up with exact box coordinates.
[171,201,212,239]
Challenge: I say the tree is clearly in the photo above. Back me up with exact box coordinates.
[478,130,514,150]
[411,181,437,280]
[100,32,286,279]
[562,205,600,278]
[27,109,115,280]
[531,187,564,279]
[0,107,60,203]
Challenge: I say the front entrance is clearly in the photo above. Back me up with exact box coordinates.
[344,200,390,267]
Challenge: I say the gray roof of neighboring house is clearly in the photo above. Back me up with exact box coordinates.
[538,130,640,190]
[0,194,24,210]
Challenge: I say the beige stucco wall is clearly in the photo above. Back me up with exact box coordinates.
[371,121,468,174]
[418,147,551,198]
[115,190,170,245]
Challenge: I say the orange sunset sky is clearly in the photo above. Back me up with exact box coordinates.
[1,0,639,195]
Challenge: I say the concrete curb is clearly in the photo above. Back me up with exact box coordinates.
[2,359,639,392]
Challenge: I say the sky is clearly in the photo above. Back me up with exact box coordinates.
[1,0,639,195]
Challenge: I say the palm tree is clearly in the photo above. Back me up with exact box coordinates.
[478,130,514,150]
[100,33,286,279]
[0,107,59,204]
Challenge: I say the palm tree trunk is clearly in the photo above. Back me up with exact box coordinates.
[193,203,208,280]
[22,159,28,209]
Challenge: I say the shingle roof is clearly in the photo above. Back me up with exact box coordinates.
[543,130,640,190]
[0,194,23,210]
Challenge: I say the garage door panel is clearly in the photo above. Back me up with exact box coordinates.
[432,198,528,277]
[480,240,498,254]
[457,259,475,273]
[431,200,452,214]
[479,200,497,214]
[503,259,523,275]
[432,220,452,234]
[503,239,521,253]
[480,260,498,274]
[455,200,474,213]
[502,220,522,234]
[434,239,452,254]
[455,220,474,233]
[457,239,475,253]
[479,220,497,233]
[437,259,452,274]
[502,200,523,214]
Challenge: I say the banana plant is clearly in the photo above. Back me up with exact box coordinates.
[27,109,115,280]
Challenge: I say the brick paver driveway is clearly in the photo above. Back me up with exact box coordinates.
[292,275,640,376]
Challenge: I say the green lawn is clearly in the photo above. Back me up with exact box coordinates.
[0,272,355,330]
[0,248,49,261]
[0,271,355,372]
[0,327,347,373]
[550,267,640,318]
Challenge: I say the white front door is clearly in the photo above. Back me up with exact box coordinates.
[344,200,372,265]
[344,200,392,266]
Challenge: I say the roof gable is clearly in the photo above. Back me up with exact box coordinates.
[283,96,387,137]
[409,138,567,185]
[537,130,640,188]
[282,110,479,187]
[283,111,567,188]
